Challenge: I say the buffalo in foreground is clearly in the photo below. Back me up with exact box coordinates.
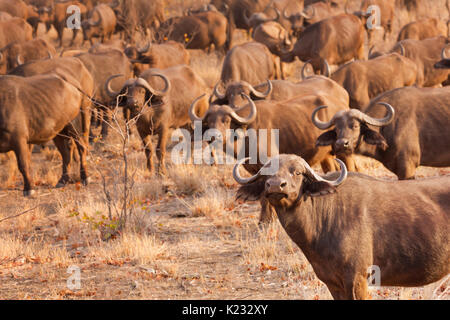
[234,154,449,299]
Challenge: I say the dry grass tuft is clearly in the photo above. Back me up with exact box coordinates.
[88,233,169,265]
[167,164,208,195]
[0,157,17,189]
[190,188,229,218]
[35,164,59,186]
[0,234,71,265]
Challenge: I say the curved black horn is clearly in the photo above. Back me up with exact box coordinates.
[249,80,273,99]
[105,74,125,98]
[189,94,208,122]
[229,94,257,125]
[350,102,395,127]
[135,74,171,97]
[233,157,263,184]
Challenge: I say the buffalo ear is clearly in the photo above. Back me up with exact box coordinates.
[137,54,154,65]
[361,126,388,150]
[112,87,128,107]
[302,179,336,197]
[435,59,450,69]
[315,130,336,147]
[236,179,265,202]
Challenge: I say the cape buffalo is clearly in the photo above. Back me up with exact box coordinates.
[393,36,450,87]
[112,0,164,40]
[397,18,448,41]
[353,0,394,44]
[282,1,336,35]
[220,42,278,85]
[75,48,133,139]
[210,75,349,111]
[51,1,88,47]
[157,11,228,52]
[104,65,209,175]
[435,46,450,69]
[330,53,417,109]
[0,18,33,49]
[124,41,190,76]
[252,20,292,56]
[0,74,87,196]
[281,14,365,74]
[313,86,450,179]
[233,154,449,299]
[9,56,96,188]
[0,38,56,74]
[82,3,116,45]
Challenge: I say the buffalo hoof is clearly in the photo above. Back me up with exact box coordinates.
[55,181,68,188]
[157,167,167,177]
[82,177,91,186]
[23,189,36,197]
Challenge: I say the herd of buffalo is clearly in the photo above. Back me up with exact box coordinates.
[0,0,448,300]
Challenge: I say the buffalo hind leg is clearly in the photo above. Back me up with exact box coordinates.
[14,139,35,196]
[53,134,73,187]
[74,135,89,186]
[100,107,112,140]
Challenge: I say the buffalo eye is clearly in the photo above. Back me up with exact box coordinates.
[289,167,301,176]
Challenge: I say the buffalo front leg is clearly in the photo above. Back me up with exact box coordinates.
[156,127,169,176]
[141,134,155,174]
[100,107,112,139]
[320,156,337,173]
[337,154,358,172]
[14,139,35,196]
[259,198,276,224]
[122,107,132,137]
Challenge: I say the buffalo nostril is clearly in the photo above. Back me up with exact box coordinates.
[344,141,349,148]
[280,181,287,188]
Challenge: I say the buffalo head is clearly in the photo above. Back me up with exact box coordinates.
[189,93,257,148]
[105,73,171,112]
[312,103,395,155]
[435,46,450,69]
[283,5,315,36]
[123,42,152,76]
[81,11,102,41]
[233,154,347,208]
[210,80,272,107]
[244,7,280,29]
